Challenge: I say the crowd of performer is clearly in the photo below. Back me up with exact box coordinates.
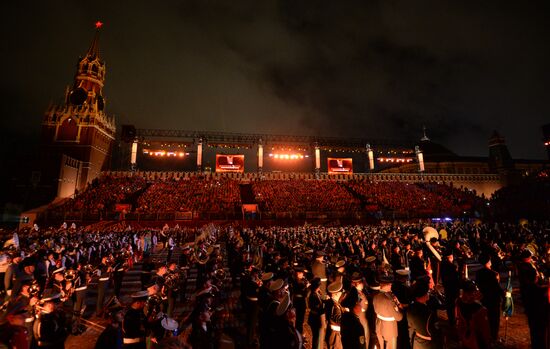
[230,223,548,349]
[0,221,548,348]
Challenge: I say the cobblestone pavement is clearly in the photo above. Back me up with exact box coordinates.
[66,251,532,349]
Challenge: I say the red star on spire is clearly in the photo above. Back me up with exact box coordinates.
[95,21,103,29]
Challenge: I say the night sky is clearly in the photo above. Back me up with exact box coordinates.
[2,0,549,162]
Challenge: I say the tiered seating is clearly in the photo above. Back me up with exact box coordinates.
[136,177,242,213]
[251,179,361,213]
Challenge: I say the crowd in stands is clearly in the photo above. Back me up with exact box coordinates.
[45,173,519,219]
[136,177,242,213]
[51,176,147,215]
[252,179,361,213]
[346,179,486,216]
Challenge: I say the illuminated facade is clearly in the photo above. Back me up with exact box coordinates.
[41,23,116,196]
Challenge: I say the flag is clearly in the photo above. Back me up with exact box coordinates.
[502,271,514,318]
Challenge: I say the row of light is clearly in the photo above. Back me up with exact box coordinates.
[377,157,414,163]
[269,153,309,160]
[143,143,190,148]
[544,141,550,146]
[143,150,190,157]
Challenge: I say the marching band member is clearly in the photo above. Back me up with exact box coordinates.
[325,280,344,349]
[455,281,491,349]
[439,248,460,326]
[96,255,112,316]
[341,288,367,349]
[308,277,325,349]
[95,303,124,349]
[407,280,443,349]
[475,253,504,342]
[290,266,308,334]
[517,249,548,349]
[275,292,303,349]
[33,291,68,349]
[373,271,403,349]
[122,290,149,349]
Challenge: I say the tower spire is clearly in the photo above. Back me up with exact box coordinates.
[86,21,103,59]
[421,125,430,141]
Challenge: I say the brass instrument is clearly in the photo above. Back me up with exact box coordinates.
[144,294,164,320]
[460,243,474,259]
[423,226,442,262]
[193,224,218,265]
[164,270,182,292]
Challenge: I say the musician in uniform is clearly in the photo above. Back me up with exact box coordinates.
[189,303,215,349]
[312,251,328,297]
[392,269,412,349]
[409,247,427,282]
[122,290,149,349]
[50,267,65,294]
[373,272,402,349]
[96,255,112,316]
[261,279,286,349]
[95,303,124,349]
[165,262,180,317]
[33,291,68,349]
[439,248,460,326]
[475,253,503,342]
[274,293,303,349]
[426,237,442,286]
[290,266,308,334]
[350,272,369,349]
[517,249,548,349]
[341,287,367,349]
[455,281,491,349]
[325,280,344,349]
[308,277,325,349]
[242,263,261,347]
[407,280,443,349]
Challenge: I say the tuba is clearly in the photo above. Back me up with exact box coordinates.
[193,224,217,265]
[423,226,441,262]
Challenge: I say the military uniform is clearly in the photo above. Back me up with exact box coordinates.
[290,272,308,333]
[122,307,147,349]
[242,270,260,346]
[342,311,367,349]
[440,256,460,325]
[308,284,326,349]
[373,291,402,349]
[392,276,412,349]
[312,258,328,297]
[96,262,111,315]
[408,301,442,349]
[34,310,68,349]
[476,265,503,340]
[517,257,548,349]
[325,298,344,349]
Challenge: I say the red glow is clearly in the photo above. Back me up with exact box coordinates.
[95,21,103,29]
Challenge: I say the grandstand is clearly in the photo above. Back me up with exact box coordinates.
[38,171,491,225]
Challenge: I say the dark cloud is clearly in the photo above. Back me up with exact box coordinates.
[2,0,549,161]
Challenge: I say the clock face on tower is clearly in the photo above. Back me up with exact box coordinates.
[69,87,87,105]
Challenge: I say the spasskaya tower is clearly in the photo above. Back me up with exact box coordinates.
[41,22,116,196]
